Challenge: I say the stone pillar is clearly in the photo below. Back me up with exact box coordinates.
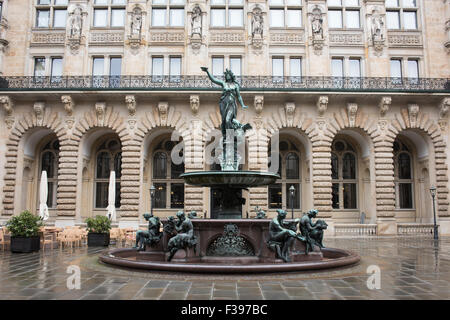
[374,128,396,235]
[247,127,268,216]
[56,136,79,217]
[184,119,204,214]
[120,136,141,217]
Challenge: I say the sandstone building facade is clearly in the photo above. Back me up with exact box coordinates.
[0,0,448,235]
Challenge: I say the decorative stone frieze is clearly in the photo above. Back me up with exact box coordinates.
[347,103,358,127]
[379,96,391,117]
[387,31,423,47]
[317,96,328,116]
[33,102,46,126]
[90,32,124,45]
[407,104,419,128]
[329,32,364,46]
[210,32,245,45]
[150,31,184,45]
[270,31,304,45]
[31,31,65,46]
[125,95,136,117]
[190,95,199,115]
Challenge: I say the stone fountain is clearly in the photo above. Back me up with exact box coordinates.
[99,67,360,273]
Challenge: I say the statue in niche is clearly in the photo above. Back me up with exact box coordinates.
[167,211,197,261]
[134,213,162,251]
[191,5,202,38]
[311,7,323,40]
[251,7,264,38]
[267,209,304,263]
[69,6,83,38]
[130,7,143,37]
[371,9,384,41]
[299,209,328,254]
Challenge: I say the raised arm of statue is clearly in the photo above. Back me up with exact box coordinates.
[235,84,248,109]
[201,67,224,87]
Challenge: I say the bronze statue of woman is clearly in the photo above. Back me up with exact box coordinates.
[201,67,248,137]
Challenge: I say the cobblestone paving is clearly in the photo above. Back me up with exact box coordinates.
[0,237,449,300]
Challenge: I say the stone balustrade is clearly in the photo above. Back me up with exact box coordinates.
[334,224,378,236]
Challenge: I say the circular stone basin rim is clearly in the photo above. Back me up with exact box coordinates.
[99,248,360,274]
[180,170,280,188]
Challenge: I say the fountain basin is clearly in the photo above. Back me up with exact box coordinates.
[180,171,279,188]
[99,219,360,274]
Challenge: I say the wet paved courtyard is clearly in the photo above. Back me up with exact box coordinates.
[0,237,449,300]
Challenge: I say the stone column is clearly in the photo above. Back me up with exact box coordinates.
[184,119,204,214]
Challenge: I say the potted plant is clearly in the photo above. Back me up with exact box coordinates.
[86,215,111,246]
[6,210,43,253]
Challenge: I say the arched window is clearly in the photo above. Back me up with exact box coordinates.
[268,139,301,210]
[40,139,59,208]
[394,139,414,209]
[331,140,357,209]
[152,138,185,209]
[95,138,121,208]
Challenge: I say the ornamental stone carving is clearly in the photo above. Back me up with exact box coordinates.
[90,32,124,44]
[387,31,422,47]
[251,6,264,51]
[67,5,86,54]
[368,7,385,56]
[32,32,66,45]
[329,33,363,46]
[191,5,202,38]
[158,101,169,122]
[190,95,199,115]
[254,95,264,115]
[0,96,13,116]
[210,32,244,44]
[0,96,14,129]
[311,6,323,40]
[270,31,304,45]
[125,95,136,116]
[379,96,391,117]
[309,6,324,55]
[439,97,449,119]
[317,96,328,116]
[95,102,106,126]
[408,104,420,128]
[128,6,144,51]
[61,95,74,116]
[347,103,358,127]
[33,102,46,126]
[285,102,295,117]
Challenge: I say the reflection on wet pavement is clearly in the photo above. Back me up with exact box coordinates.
[0,237,449,300]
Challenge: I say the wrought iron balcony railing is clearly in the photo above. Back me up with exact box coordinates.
[0,76,448,93]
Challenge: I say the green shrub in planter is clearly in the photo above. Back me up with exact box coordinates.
[6,210,43,253]
[86,215,112,246]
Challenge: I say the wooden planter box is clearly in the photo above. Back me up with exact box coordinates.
[88,233,110,246]
[10,236,40,253]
